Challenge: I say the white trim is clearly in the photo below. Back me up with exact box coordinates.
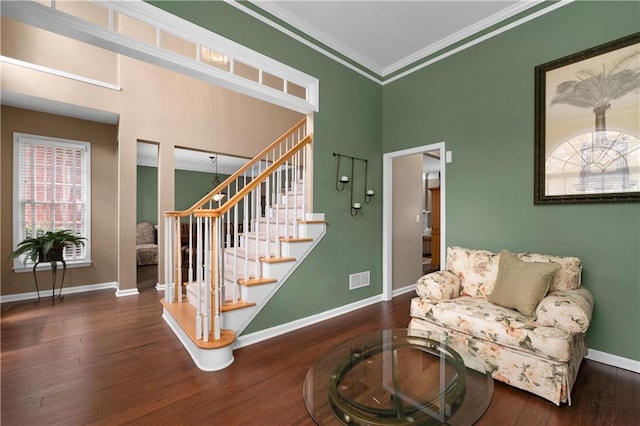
[12,132,92,270]
[115,288,139,297]
[235,294,383,349]
[0,55,122,91]
[382,143,446,302]
[13,260,92,273]
[382,0,546,76]
[383,0,573,85]
[225,0,384,85]
[392,284,417,298]
[0,281,117,303]
[1,0,319,113]
[155,283,166,291]
[236,0,571,84]
[162,308,235,371]
[586,348,640,373]
[248,0,384,76]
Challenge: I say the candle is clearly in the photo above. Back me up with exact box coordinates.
[353,202,361,209]
[366,189,375,196]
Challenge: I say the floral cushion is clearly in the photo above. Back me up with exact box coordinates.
[415,270,460,300]
[445,246,582,296]
[516,252,582,292]
[535,288,594,333]
[446,246,500,297]
[410,296,583,361]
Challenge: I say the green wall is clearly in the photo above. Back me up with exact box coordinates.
[152,1,639,361]
[151,1,383,333]
[137,165,158,224]
[174,169,230,212]
[383,1,639,361]
[137,166,233,222]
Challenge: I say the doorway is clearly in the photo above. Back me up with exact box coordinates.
[382,143,446,301]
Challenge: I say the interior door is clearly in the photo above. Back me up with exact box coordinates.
[391,154,424,290]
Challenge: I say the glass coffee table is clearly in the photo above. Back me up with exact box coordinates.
[303,329,493,425]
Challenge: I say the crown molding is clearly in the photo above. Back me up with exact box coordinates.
[382,0,546,76]
[241,0,574,84]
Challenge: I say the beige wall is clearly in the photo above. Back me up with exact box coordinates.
[1,17,119,85]
[1,106,118,295]
[391,154,423,289]
[1,18,304,295]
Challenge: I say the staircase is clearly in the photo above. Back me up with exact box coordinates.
[160,118,326,371]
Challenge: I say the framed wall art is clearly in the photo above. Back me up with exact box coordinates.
[534,32,640,204]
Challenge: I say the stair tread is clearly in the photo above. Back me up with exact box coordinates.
[238,277,278,286]
[260,256,296,263]
[161,297,235,349]
[221,300,256,312]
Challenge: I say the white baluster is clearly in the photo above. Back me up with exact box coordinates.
[164,216,173,303]
[195,216,203,340]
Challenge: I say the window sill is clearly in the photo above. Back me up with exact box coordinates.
[13,260,93,273]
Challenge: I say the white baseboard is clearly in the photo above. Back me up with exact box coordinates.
[155,283,166,291]
[0,281,117,303]
[234,294,383,349]
[115,288,139,297]
[393,284,416,297]
[586,348,640,373]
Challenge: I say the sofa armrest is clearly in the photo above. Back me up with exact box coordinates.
[535,287,594,333]
[416,270,461,300]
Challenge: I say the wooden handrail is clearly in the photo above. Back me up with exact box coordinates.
[194,135,312,218]
[165,117,307,218]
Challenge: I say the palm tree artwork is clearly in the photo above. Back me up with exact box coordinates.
[549,47,640,193]
[551,49,639,133]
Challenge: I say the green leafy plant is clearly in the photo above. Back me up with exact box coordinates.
[7,230,86,264]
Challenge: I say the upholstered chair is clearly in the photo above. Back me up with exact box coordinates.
[136,221,158,266]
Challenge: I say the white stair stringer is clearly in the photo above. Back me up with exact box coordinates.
[183,213,326,348]
[230,215,326,339]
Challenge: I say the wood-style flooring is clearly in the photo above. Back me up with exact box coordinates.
[1,288,638,425]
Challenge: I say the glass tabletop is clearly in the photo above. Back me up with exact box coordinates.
[303,329,493,425]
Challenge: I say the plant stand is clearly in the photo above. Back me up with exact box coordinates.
[32,260,66,305]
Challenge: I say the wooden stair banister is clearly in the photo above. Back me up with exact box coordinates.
[162,117,312,351]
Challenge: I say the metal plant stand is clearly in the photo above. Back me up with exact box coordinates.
[32,260,66,305]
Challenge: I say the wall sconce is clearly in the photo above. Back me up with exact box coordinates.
[333,152,374,216]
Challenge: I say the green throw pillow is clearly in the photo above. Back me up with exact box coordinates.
[488,250,561,316]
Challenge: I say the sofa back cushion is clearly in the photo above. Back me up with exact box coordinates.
[515,252,581,292]
[446,246,500,297]
[446,246,582,297]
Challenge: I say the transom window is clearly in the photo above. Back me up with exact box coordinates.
[12,133,91,269]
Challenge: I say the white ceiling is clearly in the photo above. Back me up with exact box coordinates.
[252,0,543,77]
[137,143,250,174]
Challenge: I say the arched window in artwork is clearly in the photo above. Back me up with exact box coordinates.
[545,130,640,196]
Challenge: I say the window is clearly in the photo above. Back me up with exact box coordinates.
[546,131,640,196]
[13,133,91,269]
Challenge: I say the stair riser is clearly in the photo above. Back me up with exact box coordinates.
[262,261,295,281]
[279,193,305,207]
[222,254,261,274]
[267,207,304,221]
[253,221,298,236]
[222,307,255,332]
[237,238,279,257]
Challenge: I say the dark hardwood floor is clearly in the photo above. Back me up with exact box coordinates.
[1,288,638,425]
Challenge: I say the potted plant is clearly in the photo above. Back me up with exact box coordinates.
[8,229,86,264]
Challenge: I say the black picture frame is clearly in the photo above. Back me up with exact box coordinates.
[534,32,640,204]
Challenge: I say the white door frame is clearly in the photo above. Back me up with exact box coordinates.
[382,142,446,301]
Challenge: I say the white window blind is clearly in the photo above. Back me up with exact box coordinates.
[13,133,91,268]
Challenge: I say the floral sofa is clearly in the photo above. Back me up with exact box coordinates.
[408,246,594,405]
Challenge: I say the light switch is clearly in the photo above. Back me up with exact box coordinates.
[446,151,453,163]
